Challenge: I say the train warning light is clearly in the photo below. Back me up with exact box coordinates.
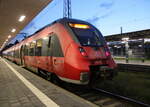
[69,23,90,29]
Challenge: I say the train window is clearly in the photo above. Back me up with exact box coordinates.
[29,42,36,56]
[35,39,42,56]
[14,49,19,58]
[51,35,64,57]
[69,24,105,47]
[41,36,50,56]
[24,43,29,56]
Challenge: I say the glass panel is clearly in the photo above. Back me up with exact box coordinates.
[69,24,105,47]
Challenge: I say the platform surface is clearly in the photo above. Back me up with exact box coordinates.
[0,57,97,107]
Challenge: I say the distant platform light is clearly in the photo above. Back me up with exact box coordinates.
[8,35,11,38]
[19,15,26,22]
[122,37,129,41]
[144,38,150,43]
[138,45,142,47]
[11,28,16,33]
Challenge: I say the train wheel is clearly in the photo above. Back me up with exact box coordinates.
[46,72,52,81]
[38,69,45,78]
[51,74,62,85]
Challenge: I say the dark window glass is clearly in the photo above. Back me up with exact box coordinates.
[35,39,42,56]
[47,36,52,56]
[29,42,36,56]
[70,25,105,47]
[17,49,19,58]
[14,49,19,58]
[42,37,49,56]
[51,35,64,57]
[24,44,29,56]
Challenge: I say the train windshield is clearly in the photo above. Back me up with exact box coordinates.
[69,23,105,47]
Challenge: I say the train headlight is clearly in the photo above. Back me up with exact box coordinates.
[105,51,110,57]
[80,72,89,82]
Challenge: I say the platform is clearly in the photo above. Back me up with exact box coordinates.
[0,57,97,107]
[115,59,150,66]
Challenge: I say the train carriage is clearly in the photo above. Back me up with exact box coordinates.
[2,18,117,85]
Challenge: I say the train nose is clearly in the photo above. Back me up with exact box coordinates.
[89,47,108,60]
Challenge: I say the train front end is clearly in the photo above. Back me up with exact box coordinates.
[62,19,117,85]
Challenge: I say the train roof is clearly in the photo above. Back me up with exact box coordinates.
[3,18,92,51]
[57,18,91,25]
[34,17,91,34]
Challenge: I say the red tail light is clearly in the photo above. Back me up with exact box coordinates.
[79,47,88,57]
[105,51,110,57]
[104,46,111,57]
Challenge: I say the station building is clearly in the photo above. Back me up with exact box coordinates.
[105,29,150,59]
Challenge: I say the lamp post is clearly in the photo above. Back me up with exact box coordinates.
[142,38,145,63]
[122,37,129,63]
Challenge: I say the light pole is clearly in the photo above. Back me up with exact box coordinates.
[142,38,145,63]
[122,37,129,63]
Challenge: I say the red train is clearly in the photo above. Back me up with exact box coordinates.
[2,18,117,85]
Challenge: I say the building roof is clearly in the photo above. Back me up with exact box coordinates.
[0,0,52,48]
[105,29,150,41]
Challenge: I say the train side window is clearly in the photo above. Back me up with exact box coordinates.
[51,35,64,57]
[14,50,16,58]
[24,43,29,56]
[16,49,19,58]
[14,49,19,58]
[29,41,36,56]
[42,37,49,56]
[35,39,42,56]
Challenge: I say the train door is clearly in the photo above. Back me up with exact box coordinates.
[41,36,51,71]
[20,45,25,65]
[35,39,42,69]
[35,37,52,72]
[50,34,64,76]
[29,41,36,67]
[47,36,53,72]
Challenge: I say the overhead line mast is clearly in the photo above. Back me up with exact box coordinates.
[63,0,72,18]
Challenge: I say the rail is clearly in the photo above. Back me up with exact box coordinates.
[93,87,150,107]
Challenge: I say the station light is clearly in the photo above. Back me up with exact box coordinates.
[121,41,125,43]
[19,15,26,22]
[8,35,11,38]
[144,38,150,43]
[138,45,142,47]
[11,28,16,33]
[122,37,129,41]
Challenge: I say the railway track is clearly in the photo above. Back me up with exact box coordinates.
[13,61,149,107]
[93,87,150,107]
[60,84,150,107]
[31,69,150,107]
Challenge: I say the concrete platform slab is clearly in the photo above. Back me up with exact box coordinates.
[0,57,98,107]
